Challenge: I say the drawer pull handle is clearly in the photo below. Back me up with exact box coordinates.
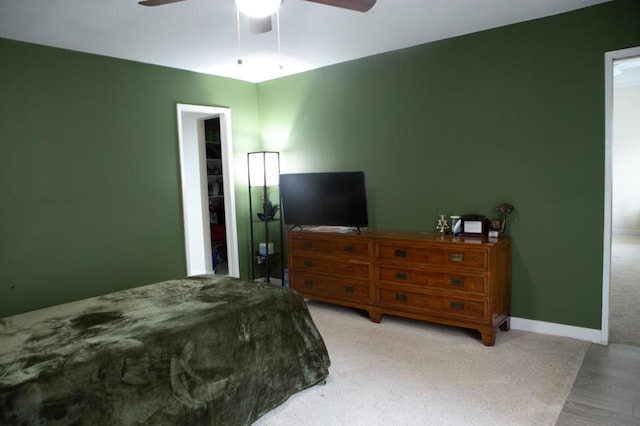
[449,253,465,263]
[395,293,408,302]
[303,241,313,248]
[395,272,407,280]
[394,249,407,257]
[344,286,356,294]
[344,245,354,253]
[304,279,314,287]
[450,278,465,287]
[304,260,313,267]
[345,265,355,273]
[450,302,465,311]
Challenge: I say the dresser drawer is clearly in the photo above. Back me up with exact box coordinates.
[290,236,371,259]
[377,265,486,294]
[290,256,371,279]
[291,274,370,302]
[377,243,487,271]
[377,287,486,320]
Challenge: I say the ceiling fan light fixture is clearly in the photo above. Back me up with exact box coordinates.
[235,0,283,18]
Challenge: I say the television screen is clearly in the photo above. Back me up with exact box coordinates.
[279,171,368,228]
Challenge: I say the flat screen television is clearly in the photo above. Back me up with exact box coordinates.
[279,171,368,229]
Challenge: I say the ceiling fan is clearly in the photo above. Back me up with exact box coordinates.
[138,0,377,33]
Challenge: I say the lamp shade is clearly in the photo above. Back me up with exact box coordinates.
[235,0,282,18]
[248,151,279,187]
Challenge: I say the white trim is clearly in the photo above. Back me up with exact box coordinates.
[511,317,603,344]
[603,46,640,345]
[176,104,239,278]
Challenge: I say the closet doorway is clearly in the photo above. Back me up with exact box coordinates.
[204,117,228,275]
[177,104,239,278]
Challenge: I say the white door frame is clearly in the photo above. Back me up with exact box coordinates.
[602,46,640,344]
[176,104,239,277]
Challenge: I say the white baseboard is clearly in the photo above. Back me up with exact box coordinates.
[511,317,604,344]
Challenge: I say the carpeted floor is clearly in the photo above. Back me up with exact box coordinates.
[254,302,590,426]
[610,235,640,346]
[253,237,639,425]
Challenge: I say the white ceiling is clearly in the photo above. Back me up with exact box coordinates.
[0,0,616,83]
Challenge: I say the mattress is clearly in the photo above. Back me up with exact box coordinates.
[0,275,330,425]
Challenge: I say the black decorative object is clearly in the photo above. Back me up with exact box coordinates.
[257,199,280,222]
[488,203,515,237]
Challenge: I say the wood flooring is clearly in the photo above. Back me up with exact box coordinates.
[556,343,640,425]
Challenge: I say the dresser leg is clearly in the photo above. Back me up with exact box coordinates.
[480,329,497,346]
[369,310,383,323]
[499,317,511,332]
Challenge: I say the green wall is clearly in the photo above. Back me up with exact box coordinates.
[0,39,260,317]
[257,0,640,329]
[1,1,639,328]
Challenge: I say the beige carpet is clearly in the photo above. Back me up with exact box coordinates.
[610,235,640,346]
[254,302,589,426]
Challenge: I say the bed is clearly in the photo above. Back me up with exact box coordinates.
[0,275,330,425]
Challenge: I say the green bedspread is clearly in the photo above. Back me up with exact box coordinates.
[0,275,330,425]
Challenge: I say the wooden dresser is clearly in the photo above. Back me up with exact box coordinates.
[287,229,511,346]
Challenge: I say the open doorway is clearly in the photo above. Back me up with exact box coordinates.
[611,54,640,345]
[176,104,239,278]
[603,47,640,345]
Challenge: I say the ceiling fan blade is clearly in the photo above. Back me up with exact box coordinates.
[138,0,186,6]
[250,16,273,34]
[304,0,376,12]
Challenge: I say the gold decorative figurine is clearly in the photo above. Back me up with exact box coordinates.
[436,214,450,233]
